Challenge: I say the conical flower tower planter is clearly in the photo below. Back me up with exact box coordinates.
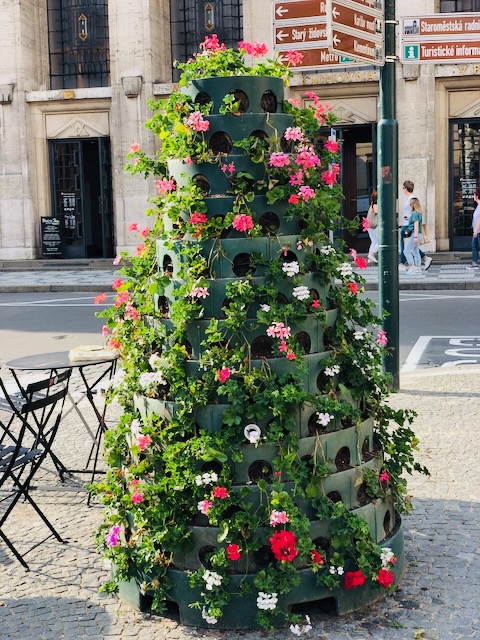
[95,38,426,632]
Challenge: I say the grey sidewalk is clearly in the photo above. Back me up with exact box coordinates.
[1,366,480,639]
[1,262,480,292]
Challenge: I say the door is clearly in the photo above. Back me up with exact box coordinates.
[49,138,114,258]
[450,120,480,251]
[339,125,376,252]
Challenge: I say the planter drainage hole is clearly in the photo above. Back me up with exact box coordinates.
[327,490,342,503]
[251,336,273,358]
[157,296,170,317]
[233,253,256,277]
[248,460,273,482]
[163,255,174,277]
[198,545,216,568]
[200,461,223,475]
[250,129,269,142]
[180,340,193,358]
[194,91,212,107]
[253,545,274,568]
[193,174,210,195]
[316,371,330,392]
[261,90,278,113]
[334,447,351,472]
[312,536,331,558]
[282,250,298,263]
[362,436,375,462]
[276,293,289,305]
[232,89,249,112]
[280,134,293,153]
[295,331,311,354]
[291,597,337,617]
[259,211,280,235]
[383,510,392,537]
[210,131,233,155]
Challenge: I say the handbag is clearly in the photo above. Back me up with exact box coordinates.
[366,205,378,229]
[403,228,412,237]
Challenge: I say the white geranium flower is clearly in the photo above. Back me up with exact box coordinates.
[201,607,218,625]
[282,261,300,277]
[354,330,366,340]
[337,262,353,278]
[203,570,223,590]
[130,419,142,437]
[260,304,270,312]
[195,472,218,486]
[320,245,334,255]
[292,285,310,301]
[324,365,340,377]
[244,423,261,444]
[317,412,333,426]
[256,591,278,611]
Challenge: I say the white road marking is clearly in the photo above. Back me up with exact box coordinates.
[401,335,480,372]
[0,295,114,307]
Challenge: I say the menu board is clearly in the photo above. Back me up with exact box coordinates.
[41,217,63,257]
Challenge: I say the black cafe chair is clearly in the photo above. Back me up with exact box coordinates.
[0,370,71,480]
[0,370,71,569]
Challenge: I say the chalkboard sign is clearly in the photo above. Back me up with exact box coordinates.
[41,217,63,257]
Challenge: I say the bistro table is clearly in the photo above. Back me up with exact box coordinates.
[6,350,118,487]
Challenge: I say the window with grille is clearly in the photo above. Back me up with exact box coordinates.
[170,0,243,81]
[47,0,110,89]
[440,0,480,11]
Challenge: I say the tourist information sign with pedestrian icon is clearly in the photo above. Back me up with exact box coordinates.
[326,0,385,66]
[272,0,366,70]
[401,13,480,64]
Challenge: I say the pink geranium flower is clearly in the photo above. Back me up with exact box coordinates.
[289,170,304,186]
[296,150,321,170]
[286,351,296,360]
[270,510,289,526]
[217,368,231,384]
[128,222,138,232]
[131,490,145,505]
[94,292,107,304]
[269,152,290,168]
[185,111,210,132]
[238,40,268,57]
[347,282,359,294]
[322,170,337,186]
[130,143,141,153]
[213,486,229,499]
[155,178,176,195]
[190,212,208,225]
[137,434,152,451]
[377,330,388,347]
[362,217,370,231]
[285,50,303,66]
[109,338,121,350]
[284,127,304,141]
[299,186,315,201]
[136,244,146,256]
[140,226,150,238]
[288,194,300,204]
[202,34,224,51]
[190,287,209,299]
[324,139,340,153]
[198,499,213,516]
[232,214,254,232]
[105,525,121,547]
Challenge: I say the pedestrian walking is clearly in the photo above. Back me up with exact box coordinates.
[399,180,432,271]
[404,197,423,275]
[367,189,379,263]
[467,188,480,269]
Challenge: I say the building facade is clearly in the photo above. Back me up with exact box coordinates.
[1,0,479,259]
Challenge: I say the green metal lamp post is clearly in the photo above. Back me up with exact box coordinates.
[378,0,399,389]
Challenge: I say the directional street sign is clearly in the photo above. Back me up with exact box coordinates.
[276,47,359,70]
[401,13,480,64]
[272,0,370,69]
[273,0,327,23]
[326,0,384,66]
[274,22,328,49]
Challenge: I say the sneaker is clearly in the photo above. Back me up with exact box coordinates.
[423,256,433,271]
[467,263,479,269]
[399,264,408,271]
[404,267,421,276]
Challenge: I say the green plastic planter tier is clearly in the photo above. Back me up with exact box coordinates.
[122,75,404,628]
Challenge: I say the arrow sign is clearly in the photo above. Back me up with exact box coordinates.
[274,22,328,48]
[328,27,384,64]
[330,1,383,40]
[273,0,327,23]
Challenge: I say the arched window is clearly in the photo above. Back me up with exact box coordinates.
[170,0,243,81]
[47,0,110,89]
[440,0,480,10]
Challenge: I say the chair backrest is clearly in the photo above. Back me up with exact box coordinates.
[0,369,71,454]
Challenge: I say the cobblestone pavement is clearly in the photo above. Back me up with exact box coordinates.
[1,366,480,640]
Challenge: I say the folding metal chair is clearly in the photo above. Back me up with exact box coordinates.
[0,370,71,480]
[0,370,71,570]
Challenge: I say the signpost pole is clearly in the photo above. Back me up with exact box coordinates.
[377,0,399,389]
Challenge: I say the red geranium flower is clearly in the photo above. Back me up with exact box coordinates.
[269,530,298,562]
[226,543,241,561]
[213,486,229,499]
[344,569,366,589]
[347,282,359,294]
[311,549,324,565]
[377,568,394,588]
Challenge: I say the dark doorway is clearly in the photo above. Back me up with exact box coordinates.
[49,138,114,258]
[450,119,480,251]
[338,124,376,253]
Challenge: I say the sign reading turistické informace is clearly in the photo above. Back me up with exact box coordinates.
[41,216,63,257]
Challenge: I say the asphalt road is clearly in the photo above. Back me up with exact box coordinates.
[0,290,479,369]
